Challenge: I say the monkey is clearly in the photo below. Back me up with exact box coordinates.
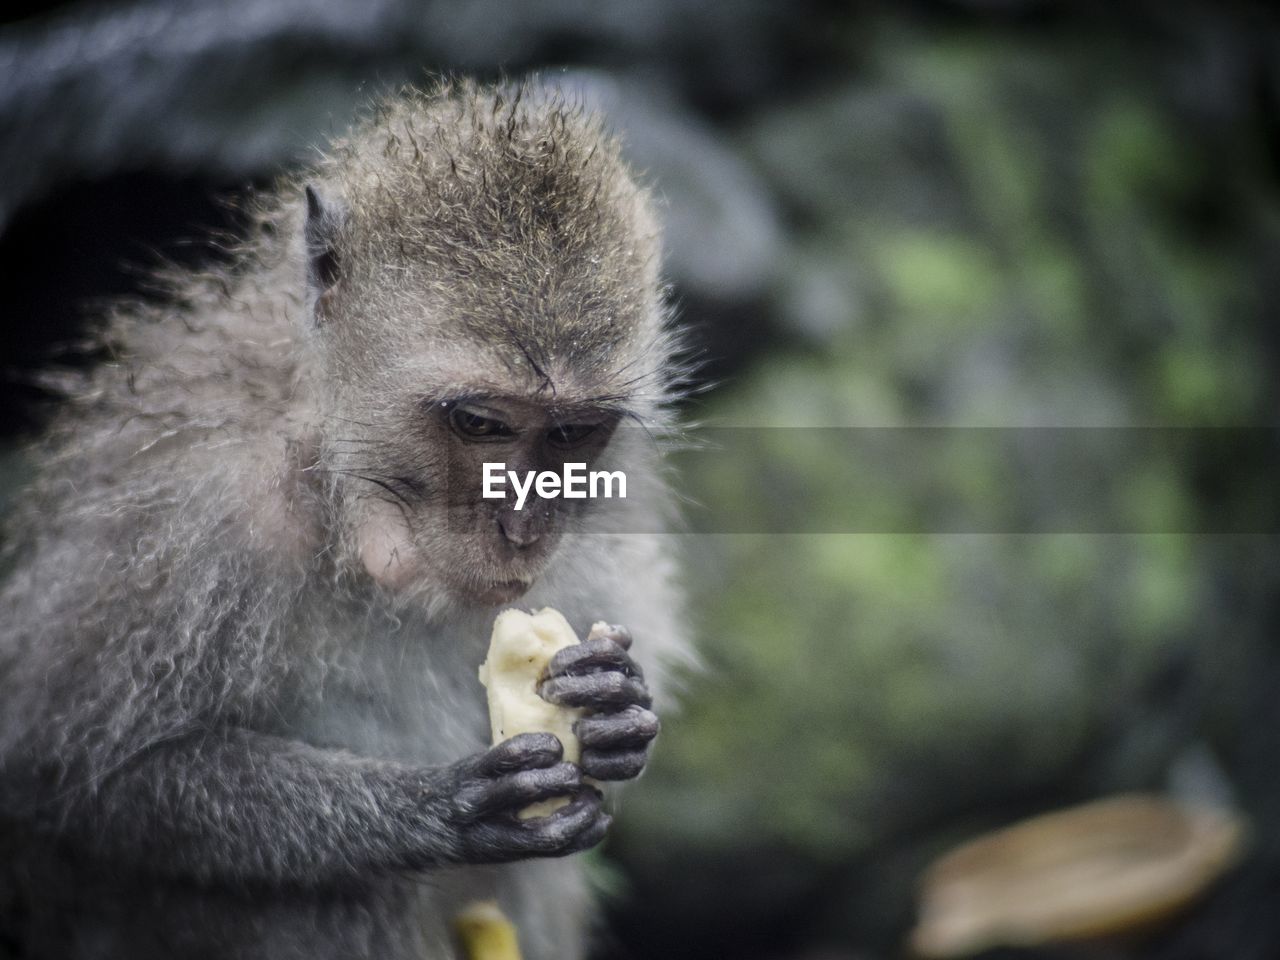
[0,78,690,960]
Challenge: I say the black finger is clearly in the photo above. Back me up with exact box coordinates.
[575,705,660,749]
[457,762,582,820]
[545,638,642,680]
[586,622,633,651]
[580,747,649,781]
[557,806,612,855]
[520,789,611,856]
[477,732,563,776]
[539,672,652,710]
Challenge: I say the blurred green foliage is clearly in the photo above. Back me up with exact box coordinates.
[612,21,1280,958]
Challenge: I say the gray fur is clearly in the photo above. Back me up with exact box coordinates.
[0,78,690,959]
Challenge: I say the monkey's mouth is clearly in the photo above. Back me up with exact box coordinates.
[466,578,532,606]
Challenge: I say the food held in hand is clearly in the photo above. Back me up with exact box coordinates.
[478,607,594,818]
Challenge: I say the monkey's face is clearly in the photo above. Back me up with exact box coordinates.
[345,391,623,607]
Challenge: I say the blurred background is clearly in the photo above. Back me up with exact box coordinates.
[2,1,1279,958]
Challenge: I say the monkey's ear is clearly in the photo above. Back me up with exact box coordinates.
[303,184,345,323]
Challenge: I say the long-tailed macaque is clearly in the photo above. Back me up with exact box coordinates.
[0,79,687,959]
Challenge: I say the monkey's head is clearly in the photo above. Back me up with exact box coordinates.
[295,81,678,610]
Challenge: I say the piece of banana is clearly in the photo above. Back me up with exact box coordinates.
[478,607,607,818]
[454,899,521,960]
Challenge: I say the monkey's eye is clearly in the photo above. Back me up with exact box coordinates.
[546,423,599,449]
[449,406,514,441]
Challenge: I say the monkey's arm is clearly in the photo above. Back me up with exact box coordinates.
[53,728,609,889]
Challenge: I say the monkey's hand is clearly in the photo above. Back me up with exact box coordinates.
[539,625,660,782]
[437,732,611,864]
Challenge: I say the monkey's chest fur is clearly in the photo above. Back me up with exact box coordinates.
[289,608,493,766]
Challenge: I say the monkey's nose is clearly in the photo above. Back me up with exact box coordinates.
[498,512,541,548]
